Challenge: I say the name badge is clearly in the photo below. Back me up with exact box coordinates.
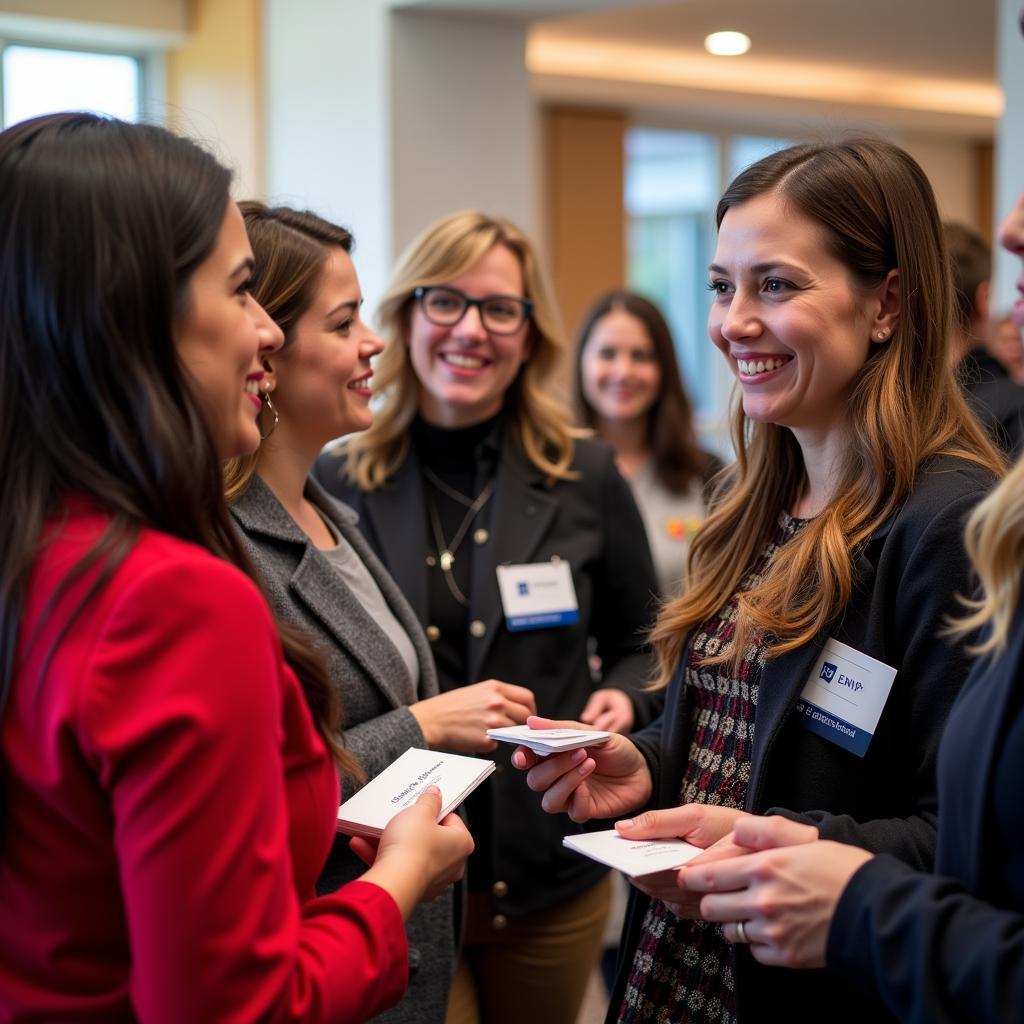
[496,559,580,632]
[794,637,896,757]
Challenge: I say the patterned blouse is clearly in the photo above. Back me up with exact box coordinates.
[617,511,807,1024]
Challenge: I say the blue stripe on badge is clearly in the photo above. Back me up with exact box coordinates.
[506,609,581,631]
[794,699,872,757]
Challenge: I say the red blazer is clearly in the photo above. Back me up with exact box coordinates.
[0,504,408,1022]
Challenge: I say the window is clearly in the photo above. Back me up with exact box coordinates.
[625,128,794,453]
[2,43,142,128]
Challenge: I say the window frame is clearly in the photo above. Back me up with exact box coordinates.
[0,35,157,130]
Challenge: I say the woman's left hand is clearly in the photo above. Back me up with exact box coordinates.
[580,687,635,733]
[615,804,751,917]
[681,815,873,969]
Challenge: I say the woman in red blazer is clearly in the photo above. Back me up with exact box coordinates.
[0,113,472,1023]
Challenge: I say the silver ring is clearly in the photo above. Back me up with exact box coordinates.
[735,920,749,944]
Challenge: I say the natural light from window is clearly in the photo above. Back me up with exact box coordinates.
[2,45,139,128]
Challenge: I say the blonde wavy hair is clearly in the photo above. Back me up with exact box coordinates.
[650,138,1004,686]
[342,210,581,489]
[951,458,1024,655]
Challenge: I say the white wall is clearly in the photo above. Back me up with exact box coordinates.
[900,133,979,226]
[264,0,394,310]
[390,9,536,254]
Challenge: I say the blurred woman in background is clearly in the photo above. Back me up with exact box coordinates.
[576,290,721,596]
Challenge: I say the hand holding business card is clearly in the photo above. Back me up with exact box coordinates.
[337,747,495,838]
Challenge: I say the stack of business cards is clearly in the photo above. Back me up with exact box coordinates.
[336,747,495,838]
[562,829,704,879]
[485,725,611,755]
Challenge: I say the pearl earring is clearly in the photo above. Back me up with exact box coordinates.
[876,329,889,341]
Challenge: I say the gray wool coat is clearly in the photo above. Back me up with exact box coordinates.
[230,473,454,1024]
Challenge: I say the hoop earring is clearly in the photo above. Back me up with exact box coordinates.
[260,392,279,440]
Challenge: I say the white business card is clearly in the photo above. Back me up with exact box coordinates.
[336,747,495,838]
[486,725,611,755]
[563,828,704,878]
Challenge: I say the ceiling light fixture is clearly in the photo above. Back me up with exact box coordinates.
[704,31,751,57]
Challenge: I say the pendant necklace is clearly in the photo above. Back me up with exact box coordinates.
[423,466,495,606]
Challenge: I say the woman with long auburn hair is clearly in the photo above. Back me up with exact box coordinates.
[0,114,471,1022]
[515,138,1004,1024]
[314,210,660,1024]
[680,184,1024,1024]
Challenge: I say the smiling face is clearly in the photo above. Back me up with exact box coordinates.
[408,243,533,428]
[580,309,662,427]
[174,200,283,459]
[270,246,383,449]
[999,190,1024,331]
[708,192,893,442]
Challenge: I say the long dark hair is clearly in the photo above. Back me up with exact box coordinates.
[574,289,711,492]
[0,113,354,780]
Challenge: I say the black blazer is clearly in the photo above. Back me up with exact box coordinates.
[828,595,1024,1024]
[962,348,1024,457]
[315,431,660,917]
[611,457,996,1023]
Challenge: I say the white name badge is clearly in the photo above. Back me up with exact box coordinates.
[496,559,580,632]
[794,637,897,757]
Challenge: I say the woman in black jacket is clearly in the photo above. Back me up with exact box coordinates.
[516,138,1004,1024]
[314,210,659,1024]
[673,174,1024,1024]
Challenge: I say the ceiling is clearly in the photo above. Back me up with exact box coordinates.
[533,0,996,84]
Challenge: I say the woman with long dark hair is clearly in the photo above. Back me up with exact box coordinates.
[0,113,471,1022]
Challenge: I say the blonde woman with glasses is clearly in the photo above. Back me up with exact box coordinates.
[314,210,660,1024]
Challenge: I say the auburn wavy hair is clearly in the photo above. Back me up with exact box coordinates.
[649,138,1004,685]
[341,210,582,489]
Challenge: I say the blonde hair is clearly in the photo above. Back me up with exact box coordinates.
[343,210,582,489]
[951,458,1024,654]
[650,139,1004,685]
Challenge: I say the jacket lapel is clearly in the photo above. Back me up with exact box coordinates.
[358,451,430,626]
[233,476,410,709]
[748,538,882,808]
[466,442,557,682]
[321,480,440,701]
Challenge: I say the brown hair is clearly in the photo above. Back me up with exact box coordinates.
[943,221,991,333]
[574,289,712,493]
[341,210,582,490]
[650,138,1003,683]
[224,202,360,778]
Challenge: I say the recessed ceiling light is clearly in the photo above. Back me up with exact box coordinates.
[704,31,751,57]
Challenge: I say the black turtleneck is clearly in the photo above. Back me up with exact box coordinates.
[412,411,503,692]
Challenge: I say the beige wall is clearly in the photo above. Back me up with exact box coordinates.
[166,0,263,199]
[544,106,626,342]
[0,0,185,35]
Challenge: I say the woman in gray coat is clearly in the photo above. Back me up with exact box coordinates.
[225,203,536,1024]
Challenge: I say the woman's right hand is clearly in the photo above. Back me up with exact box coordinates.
[410,680,537,753]
[356,786,475,917]
[511,715,652,823]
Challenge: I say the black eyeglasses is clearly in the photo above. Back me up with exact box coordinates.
[413,286,533,335]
